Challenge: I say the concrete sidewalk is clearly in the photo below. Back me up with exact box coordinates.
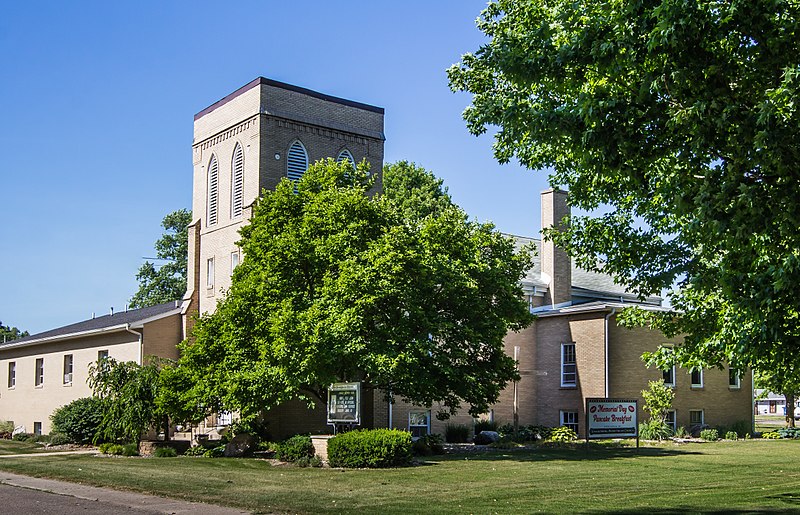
[0,470,251,514]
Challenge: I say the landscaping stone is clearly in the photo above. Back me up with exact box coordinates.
[224,434,257,457]
[478,431,500,443]
[138,440,191,456]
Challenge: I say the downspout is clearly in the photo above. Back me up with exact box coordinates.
[604,308,617,398]
[124,324,143,365]
[388,389,393,429]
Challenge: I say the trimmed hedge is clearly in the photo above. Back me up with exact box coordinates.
[328,429,412,468]
[275,435,314,462]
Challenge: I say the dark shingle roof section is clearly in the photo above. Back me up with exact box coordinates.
[1,301,180,348]
[194,77,385,121]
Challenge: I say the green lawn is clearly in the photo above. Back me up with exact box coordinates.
[0,439,70,455]
[0,441,798,514]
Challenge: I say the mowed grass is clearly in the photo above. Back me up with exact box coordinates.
[0,439,66,455]
[1,441,800,513]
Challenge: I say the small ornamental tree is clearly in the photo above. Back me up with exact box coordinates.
[642,379,675,425]
[161,159,533,424]
[88,357,171,443]
[50,397,105,444]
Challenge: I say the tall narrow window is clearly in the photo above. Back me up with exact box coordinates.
[207,155,219,226]
[7,362,15,388]
[230,251,240,276]
[561,343,576,387]
[665,410,676,432]
[207,258,215,289]
[33,422,42,436]
[63,354,73,385]
[286,141,308,182]
[728,368,740,389]
[663,365,676,387]
[690,368,703,388]
[231,143,244,218]
[35,358,44,387]
[337,149,355,168]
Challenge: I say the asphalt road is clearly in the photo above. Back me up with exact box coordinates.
[0,483,157,514]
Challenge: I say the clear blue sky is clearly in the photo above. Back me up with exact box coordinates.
[1,1,551,334]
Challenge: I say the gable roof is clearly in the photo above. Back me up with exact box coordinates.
[0,301,181,350]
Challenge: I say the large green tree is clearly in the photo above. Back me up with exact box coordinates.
[129,209,191,309]
[161,160,533,423]
[449,1,800,375]
[0,322,28,343]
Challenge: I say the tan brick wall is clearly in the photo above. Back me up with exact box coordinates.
[142,314,182,361]
[540,189,571,306]
[608,316,752,431]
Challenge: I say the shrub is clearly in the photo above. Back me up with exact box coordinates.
[122,443,139,456]
[444,424,469,443]
[154,446,177,458]
[548,426,578,443]
[728,420,751,438]
[489,436,521,450]
[0,421,13,433]
[12,432,33,442]
[725,431,738,441]
[46,433,71,446]
[99,443,126,455]
[51,397,105,444]
[474,419,499,434]
[327,429,412,468]
[777,427,800,439]
[639,420,673,441]
[203,445,225,458]
[274,435,314,463]
[529,425,552,441]
[700,429,719,441]
[184,445,208,456]
[762,431,782,439]
[674,426,688,438]
[296,455,323,468]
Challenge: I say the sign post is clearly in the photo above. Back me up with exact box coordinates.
[327,382,361,433]
[585,398,639,449]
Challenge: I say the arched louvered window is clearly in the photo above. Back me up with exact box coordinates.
[286,140,308,182]
[231,143,244,218]
[207,155,219,226]
[337,149,355,168]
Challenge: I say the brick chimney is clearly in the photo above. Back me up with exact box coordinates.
[541,189,571,307]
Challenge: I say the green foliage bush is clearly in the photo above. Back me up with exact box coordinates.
[275,435,314,463]
[12,432,32,442]
[762,431,782,439]
[725,431,738,441]
[46,433,71,446]
[122,443,139,456]
[474,419,499,434]
[548,426,578,443]
[327,429,412,468]
[639,420,673,441]
[203,445,225,458]
[674,426,688,438]
[444,424,469,443]
[776,427,800,439]
[295,455,323,468]
[0,421,13,434]
[99,443,125,455]
[727,420,751,438]
[184,445,208,456]
[50,397,105,444]
[154,446,177,457]
[700,429,719,441]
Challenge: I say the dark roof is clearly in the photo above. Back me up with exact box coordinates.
[194,77,385,121]
[1,301,180,348]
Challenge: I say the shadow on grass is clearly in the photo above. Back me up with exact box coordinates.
[426,444,701,463]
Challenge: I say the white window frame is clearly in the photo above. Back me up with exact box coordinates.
[63,354,73,385]
[207,257,215,289]
[663,364,676,387]
[690,368,703,388]
[207,155,219,226]
[689,409,704,426]
[728,368,741,389]
[408,410,431,438]
[231,143,244,219]
[8,361,15,389]
[230,251,240,276]
[560,410,579,434]
[35,358,44,387]
[665,410,676,433]
[560,343,576,387]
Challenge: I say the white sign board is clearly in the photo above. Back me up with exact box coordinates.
[586,398,638,439]
[327,382,361,424]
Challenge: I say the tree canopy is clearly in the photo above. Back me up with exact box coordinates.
[129,209,191,309]
[0,321,28,343]
[448,0,800,374]
[162,160,533,423]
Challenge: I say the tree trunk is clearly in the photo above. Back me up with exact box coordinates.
[786,393,796,428]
